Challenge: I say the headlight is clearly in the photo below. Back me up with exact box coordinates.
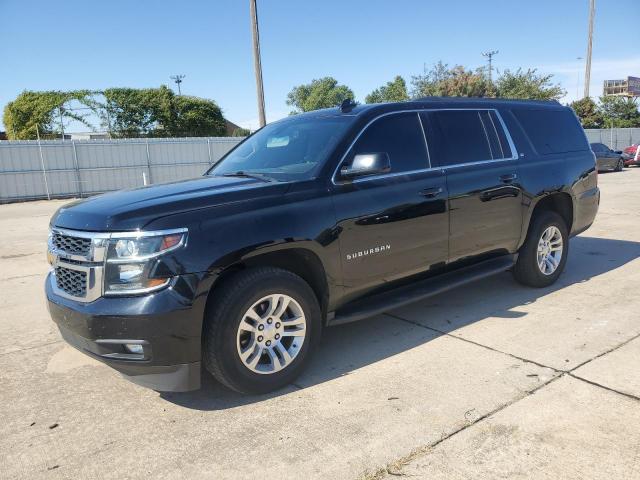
[104,228,187,295]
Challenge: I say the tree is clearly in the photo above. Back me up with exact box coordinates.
[231,127,251,136]
[570,97,604,129]
[286,77,354,114]
[495,69,565,101]
[410,62,494,98]
[597,96,640,128]
[365,76,409,103]
[3,90,93,140]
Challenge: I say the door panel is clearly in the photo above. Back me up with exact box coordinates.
[421,109,523,262]
[445,159,523,261]
[331,169,448,299]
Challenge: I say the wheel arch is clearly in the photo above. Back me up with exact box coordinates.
[519,191,574,248]
[204,244,331,323]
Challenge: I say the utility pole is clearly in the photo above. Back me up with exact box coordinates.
[250,0,266,127]
[482,50,499,83]
[170,74,185,95]
[584,0,595,98]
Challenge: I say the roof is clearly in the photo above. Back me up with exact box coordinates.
[299,97,563,120]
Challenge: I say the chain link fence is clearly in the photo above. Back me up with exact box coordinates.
[584,128,640,151]
[0,137,243,203]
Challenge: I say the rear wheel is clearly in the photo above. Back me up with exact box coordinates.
[615,159,624,172]
[203,267,321,394]
[513,211,568,288]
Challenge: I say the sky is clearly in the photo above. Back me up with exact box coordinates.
[1,0,639,132]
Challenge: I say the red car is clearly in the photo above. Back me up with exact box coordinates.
[622,145,640,167]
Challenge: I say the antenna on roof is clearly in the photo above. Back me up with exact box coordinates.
[340,98,356,113]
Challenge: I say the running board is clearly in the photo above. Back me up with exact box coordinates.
[328,255,516,326]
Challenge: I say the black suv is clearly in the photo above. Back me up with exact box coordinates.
[46,98,599,394]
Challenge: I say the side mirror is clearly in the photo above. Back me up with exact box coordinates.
[615,150,623,154]
[340,152,391,179]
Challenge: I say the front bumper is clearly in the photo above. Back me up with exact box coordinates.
[622,153,640,166]
[46,271,211,392]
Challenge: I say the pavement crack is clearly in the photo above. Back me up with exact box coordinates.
[359,373,563,480]
[567,373,640,402]
[567,331,640,373]
[0,340,62,358]
[384,312,562,373]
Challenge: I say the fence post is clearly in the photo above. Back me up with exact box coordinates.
[207,138,212,163]
[36,126,51,200]
[71,140,83,197]
[145,138,153,184]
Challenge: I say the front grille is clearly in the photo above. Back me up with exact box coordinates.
[55,266,87,298]
[52,232,92,257]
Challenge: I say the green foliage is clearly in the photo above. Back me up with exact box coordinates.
[365,76,409,104]
[410,62,495,98]
[597,96,640,128]
[569,97,604,129]
[495,69,565,101]
[286,77,354,114]
[4,90,93,140]
[101,86,225,137]
[3,87,226,139]
[231,127,251,136]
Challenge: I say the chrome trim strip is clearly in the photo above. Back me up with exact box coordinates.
[331,108,520,185]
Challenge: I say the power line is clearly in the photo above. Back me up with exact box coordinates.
[482,50,499,83]
[170,74,186,95]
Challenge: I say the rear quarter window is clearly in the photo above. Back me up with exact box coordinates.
[513,108,588,155]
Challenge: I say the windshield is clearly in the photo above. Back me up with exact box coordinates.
[208,114,353,182]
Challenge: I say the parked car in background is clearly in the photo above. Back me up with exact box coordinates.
[622,144,640,167]
[590,143,624,172]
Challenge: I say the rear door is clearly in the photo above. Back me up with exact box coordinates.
[331,112,448,299]
[421,109,523,262]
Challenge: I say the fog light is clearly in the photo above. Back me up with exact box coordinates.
[125,344,144,355]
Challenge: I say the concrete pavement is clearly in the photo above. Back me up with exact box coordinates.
[1,168,639,479]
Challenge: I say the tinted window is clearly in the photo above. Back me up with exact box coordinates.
[210,115,353,181]
[348,112,428,173]
[513,108,588,155]
[488,111,513,158]
[428,110,493,166]
[590,143,605,152]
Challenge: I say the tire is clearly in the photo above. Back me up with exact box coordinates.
[513,210,569,288]
[615,159,624,172]
[202,267,321,394]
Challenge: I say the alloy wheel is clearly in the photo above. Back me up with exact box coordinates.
[236,294,307,374]
[536,226,563,275]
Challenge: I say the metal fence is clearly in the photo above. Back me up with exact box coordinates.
[0,137,243,203]
[1,128,639,203]
[584,128,640,151]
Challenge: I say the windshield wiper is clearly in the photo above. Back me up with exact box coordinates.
[218,171,274,182]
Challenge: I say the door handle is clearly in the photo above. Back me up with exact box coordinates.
[500,173,517,183]
[420,187,443,198]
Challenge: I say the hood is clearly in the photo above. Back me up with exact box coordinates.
[51,175,290,231]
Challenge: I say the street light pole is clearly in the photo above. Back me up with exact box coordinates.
[250,0,266,128]
[584,0,595,98]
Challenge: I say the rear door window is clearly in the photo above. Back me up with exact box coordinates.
[426,110,500,166]
[513,108,588,155]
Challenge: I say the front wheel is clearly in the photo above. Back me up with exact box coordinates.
[513,211,568,288]
[203,267,321,394]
